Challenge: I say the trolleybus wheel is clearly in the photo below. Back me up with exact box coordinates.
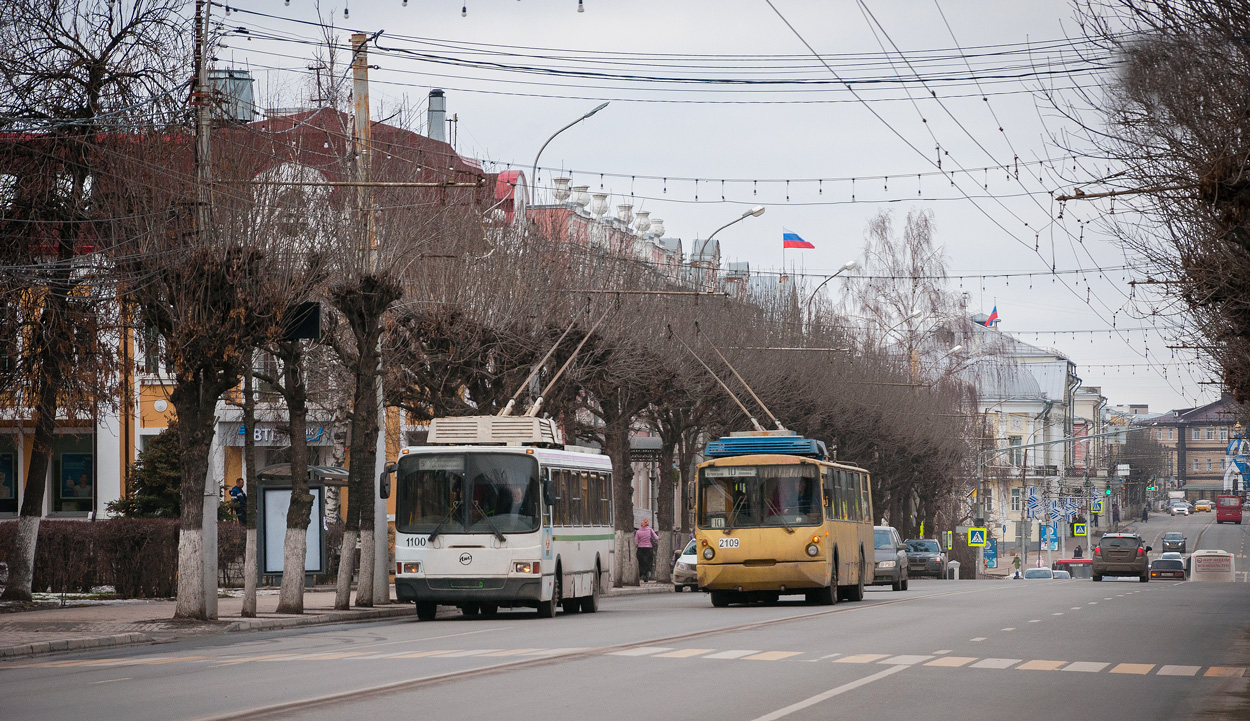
[841,555,866,602]
[416,602,437,621]
[537,570,560,618]
[461,603,480,617]
[710,590,731,607]
[480,604,498,618]
[580,566,601,613]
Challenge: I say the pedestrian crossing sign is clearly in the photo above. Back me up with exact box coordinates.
[1074,522,1088,537]
[1092,500,1104,513]
[968,528,987,547]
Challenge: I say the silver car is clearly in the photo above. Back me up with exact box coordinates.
[871,526,909,591]
[672,538,698,592]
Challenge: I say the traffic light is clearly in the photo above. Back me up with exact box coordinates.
[1147,485,1156,491]
[1104,488,1112,496]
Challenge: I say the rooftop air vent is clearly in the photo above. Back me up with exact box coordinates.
[426,415,563,446]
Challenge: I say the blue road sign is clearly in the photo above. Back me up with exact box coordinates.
[1091,500,1104,514]
[985,539,998,568]
[1074,522,1088,537]
[968,528,987,547]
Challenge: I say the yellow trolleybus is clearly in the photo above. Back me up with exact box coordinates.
[695,431,874,607]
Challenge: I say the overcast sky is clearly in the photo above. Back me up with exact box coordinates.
[219,0,1210,415]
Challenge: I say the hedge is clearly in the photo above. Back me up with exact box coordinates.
[0,519,251,598]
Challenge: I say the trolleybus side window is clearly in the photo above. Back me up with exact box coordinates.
[555,469,569,526]
[861,473,872,521]
[599,472,613,525]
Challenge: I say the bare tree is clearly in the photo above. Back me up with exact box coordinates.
[0,0,188,601]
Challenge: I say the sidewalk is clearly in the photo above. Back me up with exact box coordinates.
[0,582,671,660]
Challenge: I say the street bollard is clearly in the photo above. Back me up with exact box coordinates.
[947,560,960,580]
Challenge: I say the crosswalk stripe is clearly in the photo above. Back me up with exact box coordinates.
[703,649,760,659]
[1017,660,1066,671]
[834,654,890,664]
[1204,666,1246,677]
[925,657,977,668]
[1062,662,1109,673]
[609,647,672,657]
[1157,665,1201,677]
[743,651,804,661]
[971,658,1021,669]
[655,649,715,659]
[1109,663,1155,675]
[879,655,934,666]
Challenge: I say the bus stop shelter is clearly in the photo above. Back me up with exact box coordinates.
[255,464,349,585]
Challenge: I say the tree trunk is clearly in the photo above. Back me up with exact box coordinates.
[0,390,56,601]
[171,380,222,620]
[241,359,259,618]
[334,526,358,610]
[654,438,678,584]
[277,343,313,614]
[605,419,638,586]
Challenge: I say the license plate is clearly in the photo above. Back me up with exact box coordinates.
[718,538,740,549]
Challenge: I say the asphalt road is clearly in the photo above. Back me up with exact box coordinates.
[4,512,1249,721]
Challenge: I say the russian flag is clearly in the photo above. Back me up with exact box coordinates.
[783,228,814,249]
[984,306,999,326]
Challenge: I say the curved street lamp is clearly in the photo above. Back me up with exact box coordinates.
[802,260,858,316]
[529,102,609,205]
[694,206,765,264]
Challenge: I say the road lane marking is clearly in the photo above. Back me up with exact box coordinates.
[479,649,543,657]
[1028,619,1041,623]
[1001,628,1015,631]
[348,627,504,651]
[1157,665,1201,676]
[744,651,804,661]
[1109,663,1155,675]
[704,650,760,659]
[1088,602,1098,605]
[609,647,673,657]
[970,637,987,642]
[1204,667,1246,677]
[91,677,131,685]
[879,655,934,665]
[925,656,976,668]
[654,648,715,659]
[834,654,890,664]
[747,665,908,721]
[971,658,1021,669]
[1063,662,1109,673]
[1071,607,1082,610]
[391,649,458,658]
[1052,612,1064,616]
[519,648,588,657]
[439,649,503,658]
[805,653,842,662]
[1017,660,1065,671]
[933,650,952,655]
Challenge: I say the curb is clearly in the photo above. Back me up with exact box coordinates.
[222,606,415,632]
[0,632,152,660]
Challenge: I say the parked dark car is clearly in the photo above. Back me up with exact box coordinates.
[872,526,909,591]
[904,538,947,578]
[1149,559,1186,580]
[1092,533,1152,582]
[1161,532,1186,553]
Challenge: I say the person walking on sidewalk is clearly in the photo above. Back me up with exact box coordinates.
[635,518,660,582]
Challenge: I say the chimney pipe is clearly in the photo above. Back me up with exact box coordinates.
[427,89,446,142]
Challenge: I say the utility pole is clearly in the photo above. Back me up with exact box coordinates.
[351,33,390,604]
[192,0,219,621]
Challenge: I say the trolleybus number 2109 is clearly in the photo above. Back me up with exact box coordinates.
[717,538,740,549]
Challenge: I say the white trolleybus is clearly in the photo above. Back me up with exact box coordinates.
[393,415,613,620]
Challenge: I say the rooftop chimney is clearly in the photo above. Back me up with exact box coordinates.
[427,89,446,142]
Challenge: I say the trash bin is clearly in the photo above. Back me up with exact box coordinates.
[946,561,960,580]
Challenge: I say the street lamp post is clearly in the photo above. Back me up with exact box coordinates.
[694,206,766,261]
[529,102,609,205]
[802,260,858,318]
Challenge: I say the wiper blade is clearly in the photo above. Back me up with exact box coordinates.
[765,499,795,534]
[427,501,460,541]
[725,494,748,533]
[472,501,508,542]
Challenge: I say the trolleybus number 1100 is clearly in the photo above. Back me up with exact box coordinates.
[717,538,740,549]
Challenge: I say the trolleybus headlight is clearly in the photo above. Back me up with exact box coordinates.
[398,562,421,574]
[702,547,715,560]
[513,561,541,574]
[805,544,820,557]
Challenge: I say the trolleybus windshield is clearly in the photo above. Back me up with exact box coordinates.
[396,453,541,535]
[698,465,821,529]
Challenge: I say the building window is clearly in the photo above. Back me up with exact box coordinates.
[1220,428,1229,441]
[51,434,93,514]
[1011,487,1021,512]
[1206,428,1214,440]
[1193,458,1199,471]
[1169,428,1174,441]
[1009,415,1023,432]
[984,487,993,512]
[1008,436,1023,467]
[1156,429,1162,440]
[0,435,17,514]
[1193,428,1201,441]
[1207,458,1213,472]
[1221,458,1226,470]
